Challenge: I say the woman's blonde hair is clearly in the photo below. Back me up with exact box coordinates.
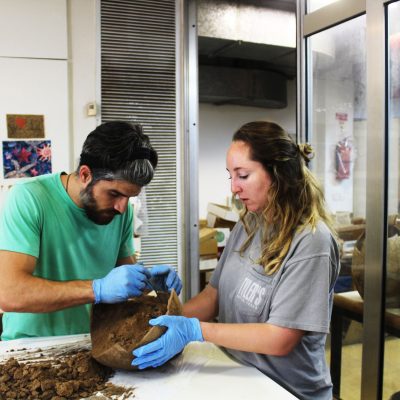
[233,121,335,275]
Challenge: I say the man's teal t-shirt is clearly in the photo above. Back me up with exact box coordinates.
[0,173,135,340]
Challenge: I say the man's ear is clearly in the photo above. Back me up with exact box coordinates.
[79,165,93,185]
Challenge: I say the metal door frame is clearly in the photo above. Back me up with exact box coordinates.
[298,0,392,398]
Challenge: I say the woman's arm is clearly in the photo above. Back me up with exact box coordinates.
[183,284,303,355]
[132,308,305,369]
[201,320,304,356]
[183,284,218,321]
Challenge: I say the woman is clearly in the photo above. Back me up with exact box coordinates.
[133,121,340,400]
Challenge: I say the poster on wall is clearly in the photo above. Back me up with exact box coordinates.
[2,140,52,179]
[6,114,45,138]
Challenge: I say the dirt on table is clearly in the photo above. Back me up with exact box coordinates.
[0,290,182,399]
[0,348,132,400]
[91,289,182,370]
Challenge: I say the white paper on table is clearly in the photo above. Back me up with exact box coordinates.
[111,342,298,400]
[0,335,298,400]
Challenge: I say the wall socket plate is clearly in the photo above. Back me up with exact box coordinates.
[87,102,97,116]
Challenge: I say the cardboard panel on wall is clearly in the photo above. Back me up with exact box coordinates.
[7,114,45,138]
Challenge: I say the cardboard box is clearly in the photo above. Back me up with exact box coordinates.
[199,227,216,242]
[207,213,237,230]
[199,255,218,271]
[200,237,218,255]
[199,227,218,256]
[207,203,239,222]
[199,219,208,228]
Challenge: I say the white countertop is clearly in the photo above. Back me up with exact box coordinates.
[0,334,298,400]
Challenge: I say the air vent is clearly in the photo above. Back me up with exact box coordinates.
[199,65,287,108]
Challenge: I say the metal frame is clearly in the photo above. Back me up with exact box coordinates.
[300,0,393,398]
[296,0,306,144]
[304,0,365,36]
[176,0,184,298]
[182,0,200,300]
[362,2,388,398]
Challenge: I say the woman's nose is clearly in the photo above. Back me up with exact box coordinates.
[231,178,241,194]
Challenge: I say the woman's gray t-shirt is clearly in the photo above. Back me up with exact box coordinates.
[210,220,340,400]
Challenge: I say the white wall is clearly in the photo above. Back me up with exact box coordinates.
[68,0,98,169]
[0,0,68,59]
[0,58,69,173]
[0,0,69,206]
[0,0,98,206]
[0,1,298,222]
[198,79,296,218]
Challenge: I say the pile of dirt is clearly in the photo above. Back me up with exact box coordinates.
[0,349,133,399]
[91,290,182,370]
[0,291,182,398]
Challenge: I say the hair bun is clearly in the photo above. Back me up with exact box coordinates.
[298,143,314,164]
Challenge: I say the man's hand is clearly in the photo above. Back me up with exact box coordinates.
[132,315,203,369]
[149,265,182,295]
[92,264,151,304]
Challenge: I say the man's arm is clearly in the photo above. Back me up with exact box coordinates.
[116,254,137,265]
[0,250,94,313]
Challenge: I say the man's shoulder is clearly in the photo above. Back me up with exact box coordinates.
[7,174,60,208]
[12,173,58,192]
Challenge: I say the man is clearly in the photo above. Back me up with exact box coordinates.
[0,121,181,340]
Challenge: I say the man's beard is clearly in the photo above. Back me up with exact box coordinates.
[80,184,121,225]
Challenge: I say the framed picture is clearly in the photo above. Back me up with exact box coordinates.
[6,114,45,138]
[2,140,52,178]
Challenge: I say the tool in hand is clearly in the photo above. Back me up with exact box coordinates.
[137,261,158,297]
[146,279,158,297]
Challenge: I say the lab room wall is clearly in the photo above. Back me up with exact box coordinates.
[0,0,97,206]
[0,0,298,225]
[198,79,296,219]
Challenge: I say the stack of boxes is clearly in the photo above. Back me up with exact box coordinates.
[199,203,239,289]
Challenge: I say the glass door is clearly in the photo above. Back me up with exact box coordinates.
[301,0,400,398]
[307,14,367,400]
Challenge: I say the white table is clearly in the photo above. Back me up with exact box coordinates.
[0,334,298,400]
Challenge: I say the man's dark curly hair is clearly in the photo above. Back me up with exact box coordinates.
[77,121,158,187]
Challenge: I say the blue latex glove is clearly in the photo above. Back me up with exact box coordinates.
[132,315,203,369]
[92,264,151,304]
[148,265,182,295]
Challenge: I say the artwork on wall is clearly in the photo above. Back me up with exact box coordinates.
[6,114,45,138]
[2,140,52,179]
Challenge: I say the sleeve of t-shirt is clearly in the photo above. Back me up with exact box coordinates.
[117,202,135,259]
[267,237,334,334]
[0,184,42,257]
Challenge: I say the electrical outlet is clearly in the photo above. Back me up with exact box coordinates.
[87,102,97,116]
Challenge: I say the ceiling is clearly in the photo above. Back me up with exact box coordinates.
[197,0,296,107]
[197,0,296,80]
